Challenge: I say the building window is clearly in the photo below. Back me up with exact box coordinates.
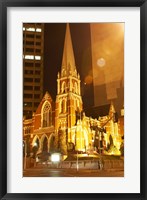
[35,78,40,83]
[26,41,34,45]
[34,86,40,90]
[36,28,42,32]
[35,56,41,60]
[24,94,33,98]
[74,82,78,94]
[36,35,41,39]
[60,99,66,113]
[61,82,66,93]
[24,78,33,82]
[26,27,35,32]
[26,34,35,38]
[36,49,41,53]
[25,62,34,67]
[24,86,33,90]
[36,42,41,46]
[35,63,41,68]
[24,70,33,74]
[25,48,34,53]
[42,101,52,127]
[24,102,32,107]
[34,102,39,108]
[24,55,34,60]
[35,71,40,75]
[34,94,40,99]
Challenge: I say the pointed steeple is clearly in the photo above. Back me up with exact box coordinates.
[61,23,77,76]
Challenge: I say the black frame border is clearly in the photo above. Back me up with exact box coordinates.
[0,0,147,199]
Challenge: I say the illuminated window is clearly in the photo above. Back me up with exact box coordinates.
[35,56,41,60]
[36,28,42,32]
[42,101,52,127]
[25,55,34,60]
[23,27,25,31]
[26,27,35,32]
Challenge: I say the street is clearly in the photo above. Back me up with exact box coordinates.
[23,167,124,177]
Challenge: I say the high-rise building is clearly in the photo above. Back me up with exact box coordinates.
[23,23,44,119]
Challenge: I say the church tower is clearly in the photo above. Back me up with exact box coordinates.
[55,24,83,153]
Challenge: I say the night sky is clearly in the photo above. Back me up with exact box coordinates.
[43,23,124,115]
[44,23,94,109]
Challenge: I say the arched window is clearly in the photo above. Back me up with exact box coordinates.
[62,81,66,93]
[74,82,78,94]
[74,99,80,110]
[61,99,66,113]
[42,101,52,127]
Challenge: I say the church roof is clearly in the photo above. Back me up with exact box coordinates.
[85,104,111,119]
[61,23,76,76]
[42,91,53,101]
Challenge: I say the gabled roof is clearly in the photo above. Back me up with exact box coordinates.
[35,91,53,114]
[42,91,53,102]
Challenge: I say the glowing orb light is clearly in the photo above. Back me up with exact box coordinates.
[97,58,106,67]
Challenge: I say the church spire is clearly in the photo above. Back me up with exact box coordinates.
[61,23,77,76]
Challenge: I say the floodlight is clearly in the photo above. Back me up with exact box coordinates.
[51,153,60,162]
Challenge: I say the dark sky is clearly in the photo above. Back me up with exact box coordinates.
[43,23,124,115]
[44,23,94,109]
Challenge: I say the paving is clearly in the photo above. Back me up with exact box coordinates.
[23,167,124,177]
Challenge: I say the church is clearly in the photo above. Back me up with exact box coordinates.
[23,24,124,157]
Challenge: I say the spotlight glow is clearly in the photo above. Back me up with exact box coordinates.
[51,153,60,162]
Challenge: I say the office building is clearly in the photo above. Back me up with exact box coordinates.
[23,23,44,119]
